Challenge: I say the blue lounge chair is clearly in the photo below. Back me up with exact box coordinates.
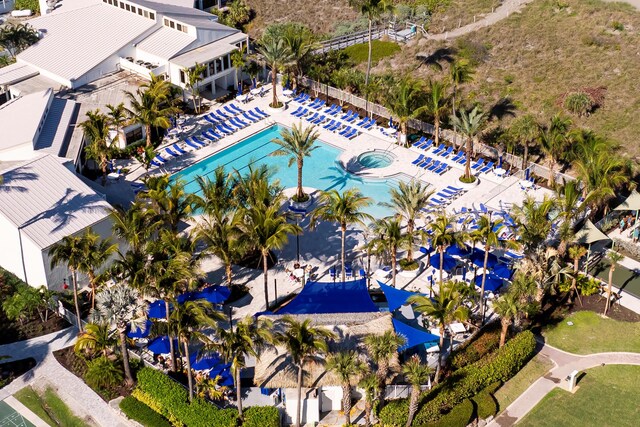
[209,112,226,122]
[202,130,217,142]
[172,144,188,155]
[345,113,358,124]
[307,98,320,108]
[215,109,230,120]
[412,154,425,165]
[255,107,269,117]
[440,146,454,157]
[235,116,250,127]
[426,160,441,172]
[323,119,337,129]
[224,105,238,116]
[216,124,232,135]
[185,138,202,150]
[418,156,433,167]
[441,188,458,198]
[420,138,434,149]
[204,114,217,125]
[345,128,359,139]
[339,126,353,136]
[355,117,368,127]
[312,114,326,125]
[293,93,305,103]
[412,136,427,147]
[164,147,181,158]
[451,151,464,163]
[478,161,495,174]
[290,106,303,116]
[471,158,485,170]
[328,121,342,132]
[305,112,319,122]
[435,164,449,175]
[192,136,208,146]
[230,104,244,114]
[432,144,446,155]
[242,112,257,123]
[293,108,308,118]
[362,117,376,130]
[340,110,354,121]
[247,109,263,121]
[312,99,325,110]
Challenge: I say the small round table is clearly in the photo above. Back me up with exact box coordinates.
[494,167,506,177]
[283,89,294,97]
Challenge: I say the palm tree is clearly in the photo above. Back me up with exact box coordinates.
[0,23,39,59]
[210,316,273,418]
[270,123,320,201]
[471,213,519,323]
[513,195,556,254]
[555,179,588,256]
[49,234,89,332]
[125,88,179,147]
[281,23,317,89]
[80,109,112,186]
[184,62,207,113]
[450,106,486,181]
[74,323,116,358]
[197,212,246,288]
[403,356,432,427]
[359,373,379,427]
[170,300,223,401]
[230,48,246,90]
[540,114,572,186]
[384,180,434,262]
[381,76,427,144]
[91,284,147,386]
[509,114,541,170]
[493,291,522,348]
[568,245,587,305]
[257,37,293,108]
[310,189,373,282]
[363,330,405,401]
[274,316,336,427]
[76,229,117,309]
[110,202,159,252]
[424,79,450,148]
[195,167,235,217]
[449,58,474,131]
[106,102,127,146]
[349,0,394,94]
[370,218,410,287]
[425,211,465,284]
[242,205,301,310]
[142,176,198,233]
[408,281,469,383]
[326,351,366,425]
[604,250,624,315]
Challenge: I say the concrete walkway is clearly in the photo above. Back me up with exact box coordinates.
[489,340,640,426]
[0,327,133,427]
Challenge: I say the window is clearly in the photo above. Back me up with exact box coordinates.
[179,70,186,84]
[125,127,143,144]
[176,23,182,32]
[150,12,155,20]
[143,10,149,18]
[208,61,215,76]
[222,55,230,71]
[125,4,130,11]
[120,2,125,8]
[138,8,143,16]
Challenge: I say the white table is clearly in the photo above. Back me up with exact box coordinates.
[293,268,305,279]
[235,95,246,102]
[449,322,467,334]
[107,172,120,181]
[494,167,506,177]
[283,89,294,97]
[520,179,534,189]
[382,127,397,136]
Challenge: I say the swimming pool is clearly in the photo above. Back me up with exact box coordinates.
[174,125,407,218]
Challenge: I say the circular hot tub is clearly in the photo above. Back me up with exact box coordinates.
[357,151,395,169]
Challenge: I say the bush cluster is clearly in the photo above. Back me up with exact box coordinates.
[379,331,536,426]
[14,0,39,13]
[429,398,473,427]
[472,382,500,420]
[449,324,501,370]
[242,406,280,427]
[119,396,172,427]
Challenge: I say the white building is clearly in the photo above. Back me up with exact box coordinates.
[0,155,112,290]
[0,0,248,100]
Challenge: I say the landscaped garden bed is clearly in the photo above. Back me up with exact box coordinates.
[0,358,36,389]
[14,386,94,427]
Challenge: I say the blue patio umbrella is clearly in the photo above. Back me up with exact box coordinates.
[498,154,503,168]
[190,351,223,370]
[492,263,513,280]
[213,369,235,387]
[177,291,198,304]
[470,249,500,269]
[389,116,393,128]
[209,362,232,377]
[148,336,178,355]
[474,274,503,292]
[127,319,152,339]
[196,285,231,304]
[430,253,458,271]
[148,300,172,319]
[525,168,530,180]
[446,245,469,258]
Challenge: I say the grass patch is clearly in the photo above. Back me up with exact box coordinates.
[518,365,640,427]
[494,354,554,412]
[343,40,401,64]
[14,386,92,427]
[544,310,640,354]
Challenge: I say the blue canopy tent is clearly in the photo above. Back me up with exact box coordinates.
[127,319,152,339]
[378,282,424,312]
[492,264,513,280]
[470,249,500,269]
[148,336,178,355]
[148,300,172,319]
[277,278,377,314]
[190,351,223,370]
[430,253,458,271]
[196,285,231,304]
[392,319,439,351]
[474,274,503,292]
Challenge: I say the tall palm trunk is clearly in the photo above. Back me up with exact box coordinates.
[101,159,108,187]
[165,299,177,372]
[341,224,347,282]
[406,385,420,427]
[271,67,278,108]
[184,339,194,402]
[342,382,352,425]
[89,271,97,309]
[263,251,270,310]
[522,141,529,170]
[120,328,134,386]
[145,124,152,147]
[439,247,444,284]
[435,325,445,384]
[547,158,556,187]
[236,367,243,418]
[452,86,458,148]
[297,158,304,199]
[434,115,440,148]
[225,262,233,288]
[570,257,583,306]
[406,220,414,262]
[464,137,472,180]
[391,244,397,287]
[480,245,489,323]
[377,361,388,402]
[364,396,373,427]
[604,265,615,315]
[71,269,83,332]
[499,317,510,348]
[295,364,303,427]
[192,93,198,114]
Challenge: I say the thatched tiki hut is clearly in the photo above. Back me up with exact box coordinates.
[254,312,397,425]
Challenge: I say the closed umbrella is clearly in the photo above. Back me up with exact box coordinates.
[127,319,152,339]
[236,82,243,97]
[148,300,172,319]
[196,285,231,304]
[148,336,178,355]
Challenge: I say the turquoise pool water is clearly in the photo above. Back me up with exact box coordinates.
[174,125,406,218]
[358,151,394,168]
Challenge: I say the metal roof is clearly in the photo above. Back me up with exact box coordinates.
[0,89,52,153]
[0,155,111,249]
[0,62,39,86]
[19,3,156,83]
[171,32,246,68]
[136,26,196,59]
[34,98,78,156]
[133,0,237,31]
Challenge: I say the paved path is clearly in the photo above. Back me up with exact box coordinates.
[489,340,640,426]
[0,327,133,427]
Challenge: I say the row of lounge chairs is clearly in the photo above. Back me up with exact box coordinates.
[411,154,451,175]
[421,185,466,211]
[412,141,498,176]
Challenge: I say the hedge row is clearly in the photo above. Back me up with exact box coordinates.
[134,367,238,427]
[471,382,500,420]
[119,396,172,427]
[449,323,501,370]
[242,406,280,427]
[379,331,536,426]
[428,398,473,427]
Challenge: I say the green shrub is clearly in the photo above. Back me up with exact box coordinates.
[399,258,419,271]
[564,92,594,117]
[472,382,500,419]
[14,0,39,13]
[343,40,400,64]
[243,406,280,427]
[85,356,123,391]
[379,331,536,426]
[135,367,238,427]
[120,396,172,427]
[428,398,473,427]
[449,323,501,370]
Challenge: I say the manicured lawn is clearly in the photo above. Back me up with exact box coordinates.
[543,311,640,354]
[343,40,401,64]
[14,386,92,427]
[494,354,554,413]
[518,365,640,427]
